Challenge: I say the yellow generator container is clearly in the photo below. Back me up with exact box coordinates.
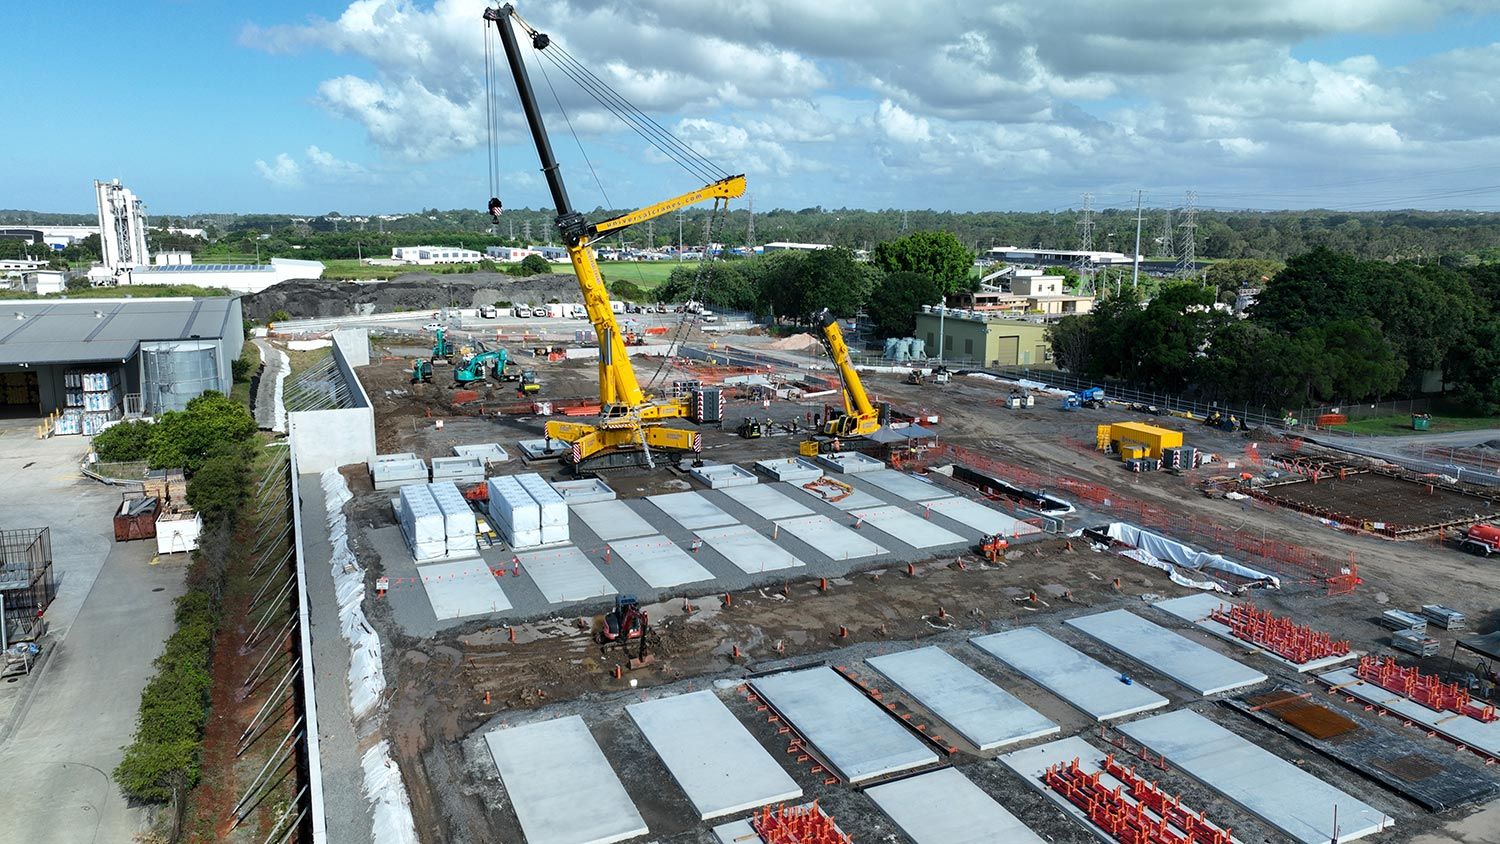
[1118,441,1149,461]
[1103,422,1183,459]
[1095,424,1113,451]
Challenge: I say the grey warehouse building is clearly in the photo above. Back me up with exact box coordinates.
[0,297,245,424]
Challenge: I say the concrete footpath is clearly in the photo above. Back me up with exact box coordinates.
[0,425,187,843]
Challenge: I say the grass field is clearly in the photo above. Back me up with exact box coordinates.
[1330,414,1500,436]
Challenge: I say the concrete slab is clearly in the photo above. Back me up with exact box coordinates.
[609,536,716,589]
[1065,609,1267,696]
[922,496,1043,538]
[866,646,1058,751]
[866,767,1046,844]
[418,559,511,619]
[816,450,885,474]
[647,491,738,529]
[485,715,648,844]
[970,627,1169,721]
[571,500,657,541]
[788,480,887,510]
[859,469,953,502]
[689,463,759,489]
[626,690,802,820]
[431,455,487,484]
[848,505,966,549]
[452,442,510,464]
[751,666,940,783]
[754,457,823,483]
[773,514,889,560]
[696,524,804,574]
[1318,666,1500,759]
[1001,736,1242,844]
[517,546,617,605]
[550,478,616,504]
[517,438,570,460]
[1121,709,1394,844]
[731,483,814,520]
[1154,593,1360,672]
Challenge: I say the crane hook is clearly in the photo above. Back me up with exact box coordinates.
[488,197,503,222]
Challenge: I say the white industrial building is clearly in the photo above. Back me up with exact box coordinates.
[95,179,150,275]
[761,241,832,253]
[391,245,484,265]
[484,245,541,262]
[123,258,326,294]
[985,246,1138,267]
[18,270,67,295]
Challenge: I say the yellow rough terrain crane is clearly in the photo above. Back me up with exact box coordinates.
[484,4,746,472]
[800,308,883,455]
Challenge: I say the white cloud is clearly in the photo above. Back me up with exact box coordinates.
[242,0,1500,210]
[254,153,303,188]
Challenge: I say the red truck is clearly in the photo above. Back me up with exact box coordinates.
[1460,523,1500,556]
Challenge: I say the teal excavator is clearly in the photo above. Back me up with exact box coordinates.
[455,348,509,386]
[432,327,453,360]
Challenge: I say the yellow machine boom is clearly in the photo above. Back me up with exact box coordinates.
[817,308,881,438]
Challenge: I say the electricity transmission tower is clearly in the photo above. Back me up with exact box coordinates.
[1159,208,1173,259]
[1177,190,1198,275]
[745,195,755,247]
[1074,192,1096,294]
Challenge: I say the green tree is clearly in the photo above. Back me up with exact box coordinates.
[760,247,873,324]
[147,392,257,471]
[185,450,251,520]
[609,279,645,302]
[872,231,975,296]
[866,271,943,338]
[1205,258,1282,303]
[519,254,552,276]
[91,419,154,462]
[1047,314,1096,374]
[268,309,290,323]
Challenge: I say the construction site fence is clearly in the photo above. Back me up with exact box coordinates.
[0,527,53,643]
[80,459,151,487]
[909,442,1356,591]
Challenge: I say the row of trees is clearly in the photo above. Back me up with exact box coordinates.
[1049,249,1500,413]
[645,231,974,334]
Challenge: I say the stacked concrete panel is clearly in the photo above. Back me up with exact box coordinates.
[428,481,479,559]
[488,476,542,549]
[397,484,447,562]
[518,473,570,545]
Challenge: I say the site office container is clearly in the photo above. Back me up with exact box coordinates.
[1104,422,1184,460]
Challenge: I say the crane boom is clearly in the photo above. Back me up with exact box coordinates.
[484,3,746,470]
[817,308,881,438]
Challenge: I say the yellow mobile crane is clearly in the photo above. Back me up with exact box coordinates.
[483,4,746,472]
[801,308,882,455]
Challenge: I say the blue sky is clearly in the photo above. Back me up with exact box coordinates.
[7,1,1500,216]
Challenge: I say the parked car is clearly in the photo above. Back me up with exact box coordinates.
[424,321,443,332]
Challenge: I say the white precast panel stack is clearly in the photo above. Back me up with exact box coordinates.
[398,484,447,561]
[487,476,542,548]
[518,473,569,545]
[428,481,479,558]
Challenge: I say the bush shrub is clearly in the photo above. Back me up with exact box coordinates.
[148,392,256,472]
[519,254,552,276]
[92,419,154,462]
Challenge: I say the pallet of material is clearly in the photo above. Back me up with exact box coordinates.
[398,485,448,562]
[487,476,542,548]
[516,473,570,544]
[1421,604,1466,630]
[428,481,479,559]
[1393,629,1440,657]
[1380,609,1427,634]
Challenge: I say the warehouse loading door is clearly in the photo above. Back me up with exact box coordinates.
[0,371,40,418]
[996,336,1019,366]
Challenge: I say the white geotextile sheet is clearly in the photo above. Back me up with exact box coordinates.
[269,343,290,434]
[1104,522,1281,589]
[324,470,418,844]
[361,741,419,844]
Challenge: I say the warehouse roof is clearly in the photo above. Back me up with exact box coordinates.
[0,297,239,365]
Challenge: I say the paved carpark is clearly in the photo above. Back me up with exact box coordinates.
[0,420,186,844]
[367,465,1036,638]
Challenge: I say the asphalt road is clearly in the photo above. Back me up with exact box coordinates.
[0,422,186,843]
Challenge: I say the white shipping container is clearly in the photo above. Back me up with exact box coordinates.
[540,523,569,545]
[398,485,447,561]
[516,474,569,528]
[429,482,479,556]
[487,476,541,544]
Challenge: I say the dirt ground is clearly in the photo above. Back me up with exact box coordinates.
[348,340,1500,844]
[1254,470,1500,531]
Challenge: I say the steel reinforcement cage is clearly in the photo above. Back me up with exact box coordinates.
[0,527,54,641]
